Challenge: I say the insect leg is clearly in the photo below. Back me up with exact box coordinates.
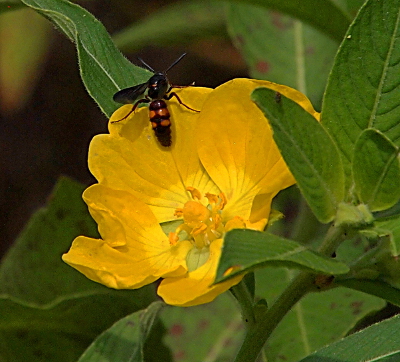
[165,92,200,113]
[111,98,150,124]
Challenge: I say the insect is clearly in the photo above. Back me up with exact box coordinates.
[112,53,199,147]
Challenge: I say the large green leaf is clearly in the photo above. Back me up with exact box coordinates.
[0,177,156,362]
[322,0,400,183]
[217,0,350,42]
[114,1,226,52]
[20,0,150,117]
[161,293,244,362]
[256,267,386,362]
[227,3,338,108]
[252,87,345,223]
[215,229,349,283]
[353,129,400,212]
[299,314,400,361]
[78,302,166,362]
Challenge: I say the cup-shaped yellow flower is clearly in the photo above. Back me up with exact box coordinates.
[62,78,318,307]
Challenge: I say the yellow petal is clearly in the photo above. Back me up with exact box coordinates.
[89,87,219,223]
[157,239,243,307]
[62,184,192,289]
[197,79,313,221]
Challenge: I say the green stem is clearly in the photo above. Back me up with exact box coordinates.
[230,279,256,327]
[234,224,346,362]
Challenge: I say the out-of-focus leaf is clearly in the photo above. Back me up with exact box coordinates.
[114,1,227,52]
[256,267,386,362]
[216,0,350,42]
[21,0,150,117]
[0,7,51,112]
[0,177,156,362]
[161,293,244,362]
[227,3,338,108]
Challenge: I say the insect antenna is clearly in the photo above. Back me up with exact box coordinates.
[164,53,187,73]
[138,57,155,72]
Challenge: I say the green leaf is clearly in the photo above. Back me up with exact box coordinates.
[353,129,400,211]
[299,314,400,361]
[256,267,386,362]
[215,229,349,284]
[114,1,226,52]
[252,87,345,223]
[78,302,165,362]
[20,0,150,117]
[0,2,24,13]
[376,214,400,256]
[227,3,338,108]
[0,177,156,362]
[161,293,244,362]
[322,0,400,183]
[0,293,157,362]
[337,279,400,307]
[217,0,350,42]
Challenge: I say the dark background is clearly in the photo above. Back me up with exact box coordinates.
[0,1,247,257]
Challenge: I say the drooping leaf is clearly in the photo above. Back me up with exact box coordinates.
[322,0,400,184]
[299,314,400,362]
[353,129,400,212]
[215,229,349,284]
[78,302,166,362]
[114,1,227,52]
[20,0,150,117]
[252,87,345,223]
[227,2,338,108]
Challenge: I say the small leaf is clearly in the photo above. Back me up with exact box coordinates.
[376,214,400,256]
[353,129,400,212]
[114,1,226,52]
[322,0,400,183]
[78,302,164,362]
[20,0,150,117]
[215,229,349,284]
[227,3,338,107]
[252,87,345,223]
[299,314,400,361]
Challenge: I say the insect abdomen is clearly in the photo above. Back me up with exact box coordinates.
[149,100,172,147]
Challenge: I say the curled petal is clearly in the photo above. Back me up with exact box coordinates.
[157,239,243,307]
[62,184,191,289]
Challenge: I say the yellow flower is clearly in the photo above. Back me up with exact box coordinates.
[62,79,317,306]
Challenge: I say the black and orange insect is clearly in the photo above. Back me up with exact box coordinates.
[112,53,199,147]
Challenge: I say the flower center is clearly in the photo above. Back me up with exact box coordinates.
[169,187,268,272]
[170,187,226,249]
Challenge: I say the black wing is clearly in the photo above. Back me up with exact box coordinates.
[113,82,149,104]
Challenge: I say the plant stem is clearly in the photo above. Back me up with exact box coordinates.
[234,224,346,362]
[230,279,256,327]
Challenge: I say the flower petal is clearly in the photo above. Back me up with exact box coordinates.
[197,79,315,221]
[157,239,243,307]
[89,87,219,223]
[62,184,192,289]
